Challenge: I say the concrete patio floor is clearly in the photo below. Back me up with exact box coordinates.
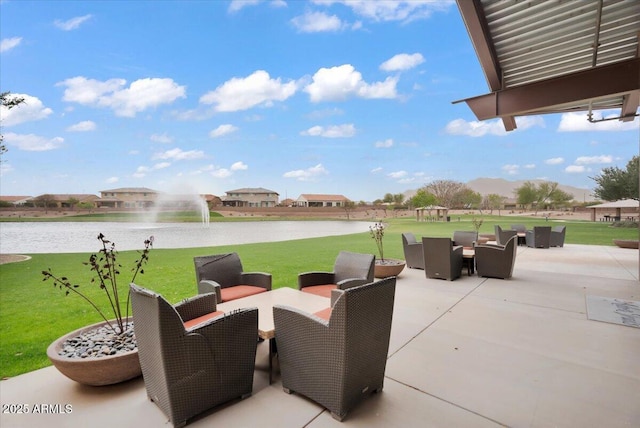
[2,244,639,427]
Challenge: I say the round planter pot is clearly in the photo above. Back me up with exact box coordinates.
[374,258,406,278]
[613,239,640,249]
[47,320,141,386]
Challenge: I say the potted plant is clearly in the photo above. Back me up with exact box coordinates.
[473,217,492,244]
[369,221,405,278]
[41,233,153,386]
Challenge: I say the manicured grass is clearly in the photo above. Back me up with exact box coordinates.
[0,215,636,379]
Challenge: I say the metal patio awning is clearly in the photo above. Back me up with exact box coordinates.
[454,0,640,131]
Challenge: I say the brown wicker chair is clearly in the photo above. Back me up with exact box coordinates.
[129,283,258,428]
[273,277,396,421]
[495,225,517,245]
[475,235,518,279]
[298,251,375,298]
[453,231,478,247]
[550,226,566,247]
[194,252,271,303]
[422,237,463,281]
[525,226,552,248]
[402,232,424,269]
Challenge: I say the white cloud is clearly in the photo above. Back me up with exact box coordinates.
[133,166,150,178]
[291,11,344,32]
[545,157,564,165]
[3,132,64,151]
[565,165,586,173]
[304,64,397,102]
[575,155,613,165]
[445,116,544,137]
[200,70,297,112]
[0,162,14,177]
[388,170,407,179]
[231,161,248,171]
[502,164,519,175]
[211,168,232,178]
[1,37,22,53]
[57,76,186,117]
[380,53,424,72]
[0,94,53,126]
[209,124,239,138]
[321,0,453,23]
[152,148,204,161]
[445,118,507,137]
[558,111,640,132]
[283,163,328,181]
[153,162,171,170]
[106,177,119,184]
[300,124,356,138]
[54,14,93,31]
[374,138,393,148]
[150,133,173,143]
[524,164,536,169]
[66,120,96,132]
[228,0,261,13]
[371,167,383,174]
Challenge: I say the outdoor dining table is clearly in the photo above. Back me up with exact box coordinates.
[216,287,330,383]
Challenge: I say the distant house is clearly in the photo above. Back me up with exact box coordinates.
[97,187,159,208]
[31,194,100,208]
[222,188,279,207]
[0,196,32,206]
[202,194,222,207]
[296,194,350,207]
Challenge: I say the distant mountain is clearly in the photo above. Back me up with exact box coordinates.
[404,178,596,202]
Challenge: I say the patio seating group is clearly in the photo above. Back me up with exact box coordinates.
[129,251,392,426]
[403,230,517,280]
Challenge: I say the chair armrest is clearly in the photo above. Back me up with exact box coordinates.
[188,308,258,363]
[175,292,217,321]
[273,305,330,333]
[475,245,503,256]
[336,278,369,290]
[298,271,335,289]
[476,243,504,250]
[239,272,272,290]
[452,245,463,256]
[198,280,221,304]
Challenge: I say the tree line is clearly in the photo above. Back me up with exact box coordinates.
[373,156,639,212]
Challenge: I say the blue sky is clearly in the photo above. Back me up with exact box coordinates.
[1,0,638,202]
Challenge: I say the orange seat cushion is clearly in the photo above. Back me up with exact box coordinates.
[313,307,332,320]
[183,310,224,329]
[301,284,336,298]
[220,285,267,302]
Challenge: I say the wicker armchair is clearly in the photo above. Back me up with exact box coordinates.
[422,237,463,281]
[510,224,527,233]
[194,252,271,303]
[402,232,424,269]
[273,277,396,421]
[475,235,518,279]
[550,226,566,247]
[129,283,258,428]
[452,231,478,247]
[525,226,552,248]
[298,251,375,298]
[495,225,517,245]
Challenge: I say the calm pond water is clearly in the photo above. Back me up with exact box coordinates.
[0,221,373,254]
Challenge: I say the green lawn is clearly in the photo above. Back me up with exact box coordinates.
[0,215,637,379]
